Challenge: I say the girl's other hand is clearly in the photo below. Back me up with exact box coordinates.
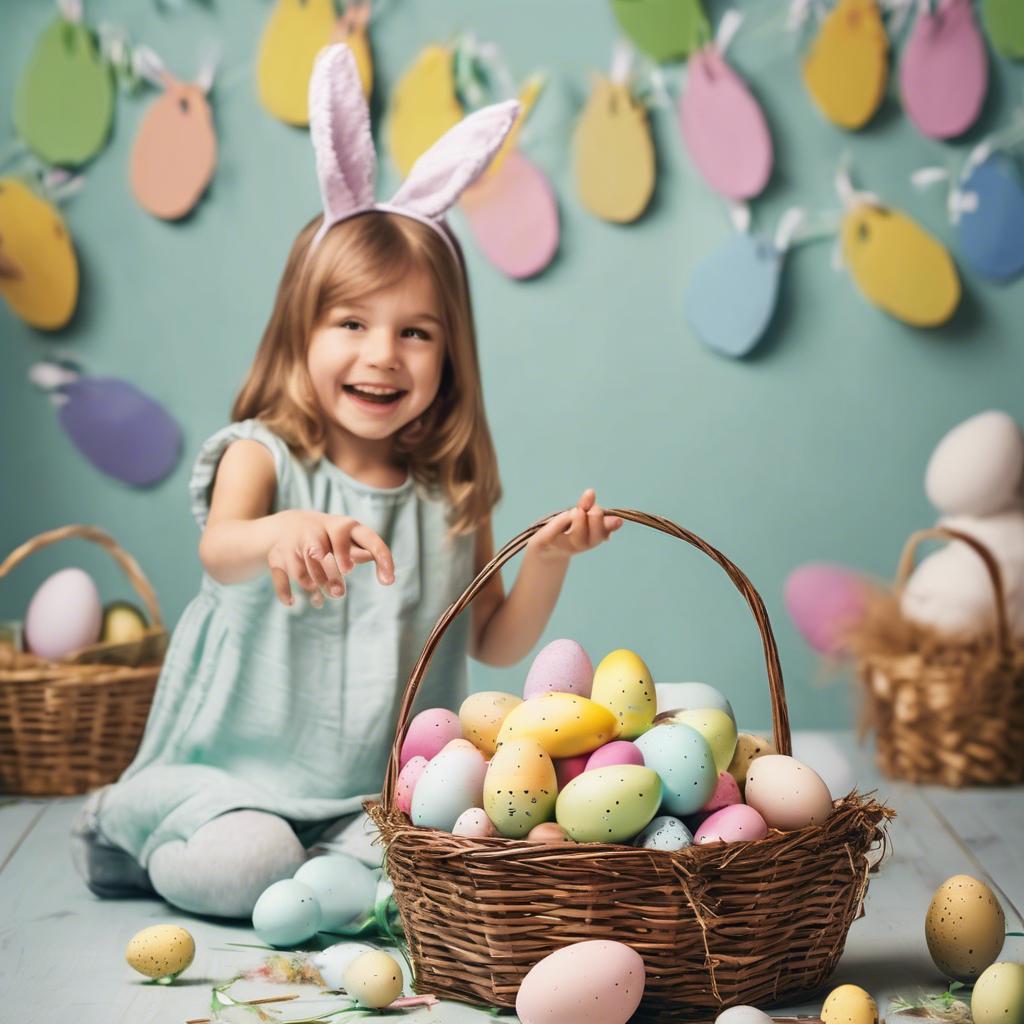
[526,489,623,563]
[267,511,395,607]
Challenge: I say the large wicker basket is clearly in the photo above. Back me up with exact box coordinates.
[852,526,1024,787]
[0,525,167,796]
[366,509,892,1022]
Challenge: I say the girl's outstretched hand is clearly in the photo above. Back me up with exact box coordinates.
[526,489,623,562]
[267,510,395,607]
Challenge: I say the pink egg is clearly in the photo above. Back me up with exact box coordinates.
[524,639,594,700]
[527,822,573,843]
[701,771,742,813]
[585,740,644,773]
[452,807,497,838]
[25,567,102,660]
[399,708,462,769]
[394,756,428,815]
[554,754,590,790]
[784,563,868,654]
[694,804,768,845]
[744,754,834,832]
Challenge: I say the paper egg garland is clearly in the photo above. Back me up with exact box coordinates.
[957,154,1024,282]
[983,0,1024,59]
[335,1,373,99]
[611,0,710,62]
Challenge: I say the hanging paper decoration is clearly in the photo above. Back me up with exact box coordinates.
[30,361,183,487]
[13,3,115,166]
[332,1,372,98]
[982,0,1024,58]
[900,0,988,140]
[837,166,960,327]
[129,49,217,221]
[573,44,656,223]
[0,177,78,331]
[610,0,710,63]
[257,0,336,126]
[802,0,889,131]
[679,11,773,201]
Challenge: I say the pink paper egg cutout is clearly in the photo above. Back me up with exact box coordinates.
[701,771,742,813]
[394,755,427,815]
[400,708,462,769]
[25,567,102,660]
[524,639,594,700]
[452,807,497,838]
[900,0,988,140]
[679,49,773,200]
[694,804,768,845]
[585,739,645,772]
[460,149,559,280]
[784,563,867,654]
[554,754,590,790]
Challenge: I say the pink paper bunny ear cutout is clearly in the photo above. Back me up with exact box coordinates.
[308,43,519,250]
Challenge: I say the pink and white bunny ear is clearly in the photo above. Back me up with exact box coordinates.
[309,44,376,239]
[389,99,520,220]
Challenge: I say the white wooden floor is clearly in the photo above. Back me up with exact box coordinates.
[1,731,1021,1024]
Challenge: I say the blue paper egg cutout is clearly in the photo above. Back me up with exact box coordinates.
[958,154,1024,282]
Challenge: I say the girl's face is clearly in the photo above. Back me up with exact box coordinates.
[307,267,445,446]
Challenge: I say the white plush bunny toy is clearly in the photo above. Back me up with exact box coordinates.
[901,410,1024,637]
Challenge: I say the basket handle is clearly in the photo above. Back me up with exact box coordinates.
[0,525,165,629]
[895,526,1011,659]
[381,508,792,814]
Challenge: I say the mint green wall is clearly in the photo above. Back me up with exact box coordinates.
[2,0,1023,732]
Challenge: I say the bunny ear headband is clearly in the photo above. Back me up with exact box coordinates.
[309,43,520,258]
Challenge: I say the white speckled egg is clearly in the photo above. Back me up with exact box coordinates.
[634,723,716,816]
[972,962,1024,1024]
[744,754,833,831]
[634,814,693,851]
[925,874,1006,982]
[399,708,462,768]
[293,854,377,933]
[524,638,594,699]
[716,1006,775,1024]
[453,806,498,838]
[821,985,878,1024]
[252,879,322,947]
[25,567,102,660]
[125,924,195,979]
[411,743,487,831]
[343,949,404,1008]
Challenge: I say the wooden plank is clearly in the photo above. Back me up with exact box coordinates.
[0,799,47,874]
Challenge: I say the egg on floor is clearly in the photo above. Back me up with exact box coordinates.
[925,874,1006,982]
[125,924,195,980]
[252,879,322,948]
[821,984,878,1024]
[972,962,1024,1024]
[716,1007,775,1024]
[312,941,377,990]
[293,854,377,934]
[343,949,404,1008]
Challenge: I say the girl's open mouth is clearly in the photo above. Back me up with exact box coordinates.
[342,384,406,406]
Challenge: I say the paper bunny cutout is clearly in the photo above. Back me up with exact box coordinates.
[309,44,520,252]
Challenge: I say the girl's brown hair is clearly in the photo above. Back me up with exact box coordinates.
[232,212,501,535]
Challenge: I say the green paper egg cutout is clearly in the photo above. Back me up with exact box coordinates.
[983,0,1024,58]
[14,16,114,167]
[610,0,710,62]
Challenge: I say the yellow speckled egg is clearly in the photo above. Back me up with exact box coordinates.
[343,950,404,1009]
[925,875,1006,982]
[556,764,662,843]
[125,924,195,980]
[727,733,777,794]
[821,984,878,1024]
[591,649,657,739]
[497,692,620,758]
[460,691,522,755]
[973,962,1024,1024]
[660,708,738,773]
[484,738,557,838]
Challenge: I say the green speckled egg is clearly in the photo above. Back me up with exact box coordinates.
[556,764,661,843]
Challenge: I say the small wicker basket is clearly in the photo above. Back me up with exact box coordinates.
[0,525,167,796]
[852,526,1024,788]
[366,509,892,1022]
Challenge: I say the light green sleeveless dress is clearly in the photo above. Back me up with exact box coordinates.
[97,419,475,866]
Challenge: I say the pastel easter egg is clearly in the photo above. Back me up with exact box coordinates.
[555,765,662,843]
[901,0,987,140]
[694,803,768,845]
[611,0,710,62]
[655,682,734,720]
[484,738,557,838]
[460,148,560,280]
[293,854,377,933]
[411,744,487,832]
[744,754,834,831]
[972,963,1024,1024]
[452,807,498,838]
[634,723,716,816]
[459,691,522,755]
[841,204,961,327]
[634,814,693,851]
[125,924,195,980]
[984,0,1024,58]
[524,639,594,699]
[555,754,590,790]
[527,821,573,843]
[0,177,78,330]
[344,950,404,1009]
[516,940,645,1024]
[803,0,889,130]
[586,740,644,773]
[685,231,782,358]
[717,1008,775,1024]
[25,568,102,660]
[784,562,868,654]
[130,81,217,220]
[312,942,377,990]
[497,693,619,758]
[727,733,776,793]
[591,649,656,740]
[252,879,322,947]
[574,76,655,224]
[400,708,462,768]
[394,755,427,814]
[926,875,1006,982]
[702,771,742,813]
[659,708,737,773]
[679,51,772,200]
[822,986,878,1024]
[957,156,1024,283]
[14,16,114,166]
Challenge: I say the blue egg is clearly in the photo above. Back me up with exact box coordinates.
[634,723,717,816]
[634,814,693,851]
[685,232,782,358]
[252,879,322,948]
[958,154,1024,282]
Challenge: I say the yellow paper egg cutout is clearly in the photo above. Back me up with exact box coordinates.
[803,0,888,130]
[257,0,337,126]
[574,75,655,223]
[387,46,463,177]
[479,74,545,185]
[332,3,373,98]
[0,177,78,331]
[841,204,961,327]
